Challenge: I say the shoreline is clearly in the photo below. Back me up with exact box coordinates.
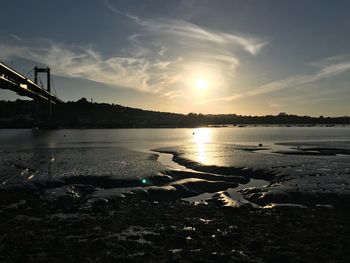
[1,140,350,261]
[1,124,350,129]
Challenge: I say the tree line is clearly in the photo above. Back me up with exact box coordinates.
[0,98,349,128]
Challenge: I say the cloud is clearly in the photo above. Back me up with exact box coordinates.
[10,34,22,41]
[0,2,267,97]
[160,91,184,99]
[105,1,267,56]
[0,41,182,94]
[245,58,350,97]
[269,82,350,106]
[196,94,242,105]
[308,53,350,67]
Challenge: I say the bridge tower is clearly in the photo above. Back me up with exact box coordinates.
[34,66,51,92]
[34,66,52,120]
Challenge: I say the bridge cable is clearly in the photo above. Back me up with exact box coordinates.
[26,68,34,79]
[38,75,44,88]
[51,76,58,96]
[26,68,34,77]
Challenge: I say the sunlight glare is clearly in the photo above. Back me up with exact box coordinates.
[192,128,211,144]
[192,128,211,163]
[195,78,208,89]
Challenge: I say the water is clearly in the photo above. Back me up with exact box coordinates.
[1,126,350,152]
[1,126,350,204]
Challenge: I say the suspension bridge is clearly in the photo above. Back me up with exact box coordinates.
[0,61,62,104]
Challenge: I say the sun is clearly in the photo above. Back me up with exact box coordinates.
[195,78,208,89]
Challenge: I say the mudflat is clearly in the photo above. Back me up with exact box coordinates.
[1,189,349,263]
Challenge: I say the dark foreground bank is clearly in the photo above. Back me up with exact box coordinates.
[1,189,349,263]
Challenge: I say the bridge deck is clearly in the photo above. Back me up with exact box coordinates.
[0,61,62,104]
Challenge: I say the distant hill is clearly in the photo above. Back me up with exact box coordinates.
[0,98,349,128]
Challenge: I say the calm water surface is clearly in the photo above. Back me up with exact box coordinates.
[1,126,350,152]
[1,126,350,203]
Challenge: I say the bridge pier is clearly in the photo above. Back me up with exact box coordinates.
[34,66,53,123]
[35,100,52,121]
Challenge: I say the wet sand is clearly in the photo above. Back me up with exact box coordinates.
[1,143,350,262]
[0,190,349,263]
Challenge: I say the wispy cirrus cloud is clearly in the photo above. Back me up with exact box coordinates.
[245,58,350,97]
[105,0,267,56]
[0,40,181,94]
[0,1,267,97]
[270,81,350,105]
[196,94,242,105]
[195,56,350,105]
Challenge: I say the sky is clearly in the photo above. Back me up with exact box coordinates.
[0,0,350,116]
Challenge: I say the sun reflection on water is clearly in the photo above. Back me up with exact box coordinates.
[192,128,212,163]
